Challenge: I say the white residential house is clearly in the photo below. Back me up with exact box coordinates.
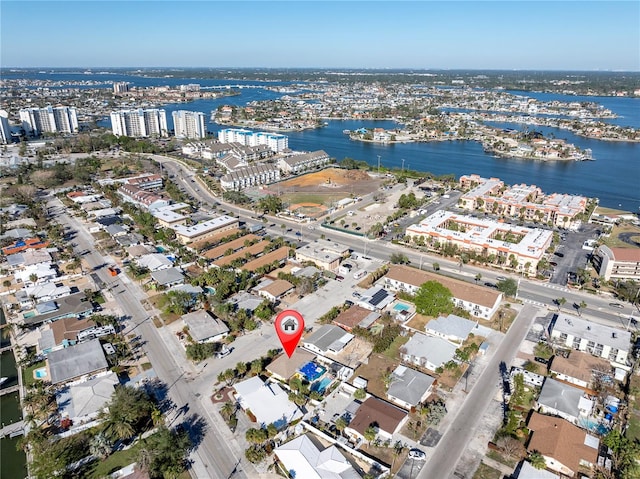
[401,333,457,371]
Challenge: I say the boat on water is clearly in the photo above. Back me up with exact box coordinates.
[343,129,351,134]
[0,377,8,386]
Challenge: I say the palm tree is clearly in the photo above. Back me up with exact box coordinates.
[555,297,567,311]
[221,401,235,420]
[103,420,134,441]
[474,273,482,284]
[236,361,247,376]
[529,451,546,470]
[150,406,164,427]
[577,300,587,316]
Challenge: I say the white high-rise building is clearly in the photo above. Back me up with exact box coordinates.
[19,106,78,136]
[0,110,11,144]
[172,110,207,139]
[218,128,288,152]
[110,109,168,138]
[113,82,130,94]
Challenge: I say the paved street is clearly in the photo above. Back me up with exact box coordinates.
[48,196,249,479]
[414,304,540,479]
[137,157,638,477]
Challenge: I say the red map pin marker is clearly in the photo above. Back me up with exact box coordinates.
[275,310,305,358]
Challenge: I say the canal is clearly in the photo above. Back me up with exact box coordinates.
[0,309,27,479]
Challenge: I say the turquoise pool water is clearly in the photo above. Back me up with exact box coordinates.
[34,368,47,379]
[579,418,610,435]
[311,377,333,395]
[22,311,35,319]
[393,303,410,312]
[156,246,166,253]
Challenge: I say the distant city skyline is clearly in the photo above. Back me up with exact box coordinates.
[1,1,638,71]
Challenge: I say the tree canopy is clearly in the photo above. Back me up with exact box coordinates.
[414,281,454,316]
[496,278,518,297]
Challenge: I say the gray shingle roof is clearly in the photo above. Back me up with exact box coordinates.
[47,339,109,385]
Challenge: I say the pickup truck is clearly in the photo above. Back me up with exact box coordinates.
[107,267,119,277]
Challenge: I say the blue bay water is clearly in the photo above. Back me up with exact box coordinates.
[17,71,639,211]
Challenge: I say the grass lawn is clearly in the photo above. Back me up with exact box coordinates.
[81,442,142,478]
[626,416,640,442]
[22,360,46,388]
[602,223,640,249]
[281,192,345,207]
[473,462,503,479]
[487,449,517,468]
[383,334,410,361]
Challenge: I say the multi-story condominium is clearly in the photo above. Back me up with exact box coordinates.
[172,216,239,245]
[458,174,587,228]
[19,106,78,135]
[172,110,207,139]
[384,264,502,319]
[548,313,631,366]
[407,211,553,275]
[110,109,168,138]
[277,150,332,174]
[112,82,130,94]
[220,164,280,191]
[593,245,640,281]
[125,174,163,191]
[117,184,169,211]
[0,110,11,144]
[218,128,288,152]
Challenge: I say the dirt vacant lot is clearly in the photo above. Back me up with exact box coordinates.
[263,168,382,207]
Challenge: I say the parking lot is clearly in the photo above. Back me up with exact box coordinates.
[549,224,599,285]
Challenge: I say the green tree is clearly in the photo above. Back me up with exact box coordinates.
[257,195,283,214]
[555,297,567,311]
[221,401,235,420]
[335,416,347,433]
[354,388,366,400]
[137,426,191,479]
[100,386,154,441]
[414,281,453,316]
[577,300,587,316]
[364,426,377,445]
[390,253,410,264]
[474,273,482,284]
[528,451,546,470]
[496,278,518,297]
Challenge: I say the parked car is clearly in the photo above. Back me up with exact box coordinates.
[496,276,507,282]
[352,292,361,298]
[408,449,426,460]
[609,303,624,309]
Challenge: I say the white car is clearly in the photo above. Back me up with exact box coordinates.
[408,449,426,460]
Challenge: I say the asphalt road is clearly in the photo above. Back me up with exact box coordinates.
[415,304,540,479]
[47,195,247,479]
[146,156,638,476]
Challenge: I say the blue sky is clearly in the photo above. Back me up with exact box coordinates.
[1,1,638,70]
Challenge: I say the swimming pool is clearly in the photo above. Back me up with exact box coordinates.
[393,303,410,312]
[34,368,47,379]
[311,377,333,395]
[579,418,611,435]
[23,311,35,319]
[299,362,326,382]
